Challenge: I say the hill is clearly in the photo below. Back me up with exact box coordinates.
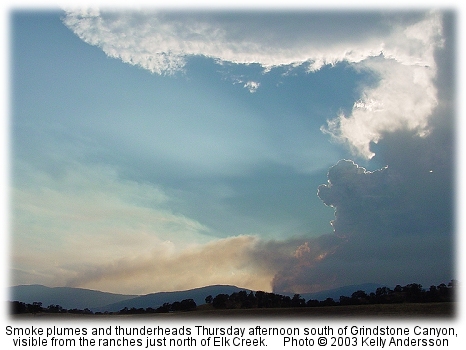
[9,285,137,310]
[9,284,252,312]
[9,283,384,312]
[95,285,253,312]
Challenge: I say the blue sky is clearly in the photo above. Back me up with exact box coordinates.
[9,8,455,295]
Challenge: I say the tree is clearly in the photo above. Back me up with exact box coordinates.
[156,303,171,313]
[10,301,27,314]
[321,297,336,306]
[179,299,196,311]
[306,299,320,307]
[212,294,229,309]
[30,302,43,314]
[376,286,391,297]
[291,294,306,307]
[339,295,352,305]
[46,304,64,313]
[351,290,369,304]
[403,283,423,302]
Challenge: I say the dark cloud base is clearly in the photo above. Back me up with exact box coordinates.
[268,18,456,292]
[269,118,454,294]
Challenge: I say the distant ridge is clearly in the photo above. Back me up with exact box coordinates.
[9,284,137,310]
[9,284,252,312]
[9,283,384,312]
[95,285,253,312]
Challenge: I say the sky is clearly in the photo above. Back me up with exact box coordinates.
[8,6,456,296]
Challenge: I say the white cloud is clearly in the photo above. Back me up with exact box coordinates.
[322,12,443,158]
[229,76,261,92]
[244,81,260,93]
[62,10,444,159]
[61,10,440,75]
[322,55,440,158]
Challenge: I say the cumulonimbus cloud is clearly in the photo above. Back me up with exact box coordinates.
[271,148,453,293]
[62,9,444,159]
[320,12,444,158]
[47,9,453,295]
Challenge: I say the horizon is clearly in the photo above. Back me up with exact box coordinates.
[10,8,455,296]
[9,281,456,315]
[14,280,441,303]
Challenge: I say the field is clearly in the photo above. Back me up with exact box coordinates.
[139,303,456,318]
[12,302,456,319]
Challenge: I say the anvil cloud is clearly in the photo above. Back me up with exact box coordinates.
[10,9,455,295]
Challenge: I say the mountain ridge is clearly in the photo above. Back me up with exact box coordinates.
[9,284,138,310]
[9,283,384,312]
[95,285,253,312]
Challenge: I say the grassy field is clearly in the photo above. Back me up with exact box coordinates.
[151,302,456,318]
[12,302,456,319]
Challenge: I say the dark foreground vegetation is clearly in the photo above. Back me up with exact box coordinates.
[9,280,456,317]
[207,281,456,310]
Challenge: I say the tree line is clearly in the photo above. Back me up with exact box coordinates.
[206,280,456,310]
[9,298,197,315]
[9,280,456,315]
[9,301,95,315]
